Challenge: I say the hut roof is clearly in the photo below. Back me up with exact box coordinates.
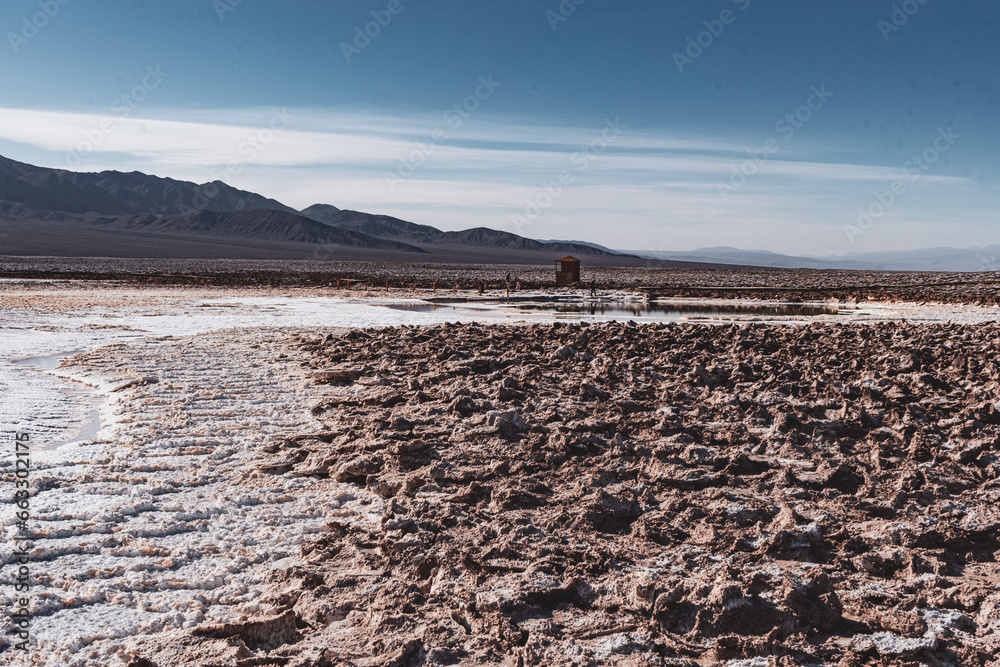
[556,256,580,262]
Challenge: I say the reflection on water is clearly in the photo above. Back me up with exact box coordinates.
[383,303,494,313]
[11,349,103,449]
[515,301,852,318]
[382,300,858,320]
[73,408,103,444]
[11,349,86,370]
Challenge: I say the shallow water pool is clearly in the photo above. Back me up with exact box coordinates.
[384,299,861,321]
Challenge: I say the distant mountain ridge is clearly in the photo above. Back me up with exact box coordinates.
[0,154,296,217]
[86,209,428,252]
[0,153,629,259]
[638,246,1000,272]
[299,203,621,256]
[300,204,444,243]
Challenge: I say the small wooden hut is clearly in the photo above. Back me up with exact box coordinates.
[555,256,581,285]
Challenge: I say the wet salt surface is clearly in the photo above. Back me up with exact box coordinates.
[519,299,860,319]
[11,351,89,372]
[11,352,103,451]
[2,284,1000,665]
[393,298,863,320]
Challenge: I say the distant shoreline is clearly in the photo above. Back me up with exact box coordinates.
[1,257,1000,307]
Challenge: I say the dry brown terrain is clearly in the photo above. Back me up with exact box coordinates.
[122,320,1000,666]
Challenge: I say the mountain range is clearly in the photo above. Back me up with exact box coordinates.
[638,246,1000,273]
[7,154,987,270]
[0,154,651,265]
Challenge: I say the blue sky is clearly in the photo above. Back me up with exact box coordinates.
[0,0,997,255]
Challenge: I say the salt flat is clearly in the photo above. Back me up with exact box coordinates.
[2,282,1000,665]
[1,284,543,665]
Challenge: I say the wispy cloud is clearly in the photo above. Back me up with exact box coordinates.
[0,106,961,181]
[0,106,987,255]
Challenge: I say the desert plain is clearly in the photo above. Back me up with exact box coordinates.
[4,262,1000,666]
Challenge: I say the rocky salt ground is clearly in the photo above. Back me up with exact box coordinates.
[112,321,1000,667]
[4,283,1000,666]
